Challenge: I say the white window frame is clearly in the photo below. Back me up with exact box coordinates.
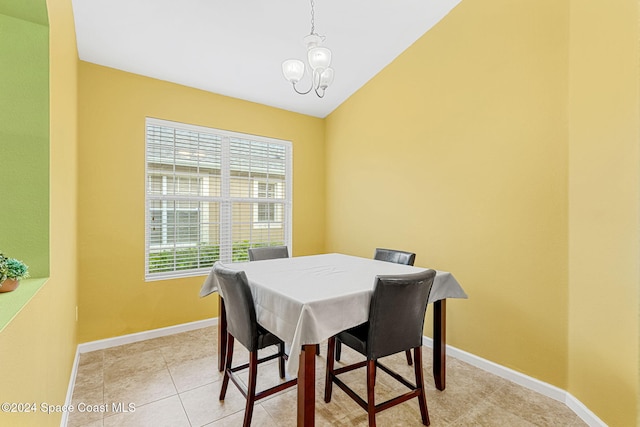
[145,118,293,281]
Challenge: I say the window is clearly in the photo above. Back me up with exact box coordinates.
[145,118,292,280]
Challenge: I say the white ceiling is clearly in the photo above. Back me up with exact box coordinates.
[71,0,461,118]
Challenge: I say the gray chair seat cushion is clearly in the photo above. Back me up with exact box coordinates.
[337,323,368,356]
[257,324,284,350]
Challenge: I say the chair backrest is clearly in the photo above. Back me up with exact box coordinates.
[366,270,436,360]
[248,246,289,261]
[213,262,260,351]
[374,248,416,266]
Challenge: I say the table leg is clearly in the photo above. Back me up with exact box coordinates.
[433,299,446,390]
[218,296,227,372]
[297,344,316,426]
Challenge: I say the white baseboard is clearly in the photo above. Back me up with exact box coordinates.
[62,320,606,427]
[422,336,607,427]
[60,346,80,427]
[77,318,217,353]
[565,393,608,427]
[61,318,217,427]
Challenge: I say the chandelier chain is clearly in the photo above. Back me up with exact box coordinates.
[310,0,315,35]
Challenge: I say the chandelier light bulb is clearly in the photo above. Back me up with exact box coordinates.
[318,67,334,89]
[307,46,331,71]
[282,59,305,84]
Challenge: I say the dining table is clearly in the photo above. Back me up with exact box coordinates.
[200,253,467,427]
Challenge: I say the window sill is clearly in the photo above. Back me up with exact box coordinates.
[0,277,48,333]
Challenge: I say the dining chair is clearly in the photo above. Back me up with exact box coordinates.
[373,247,416,266]
[335,247,418,365]
[216,245,290,372]
[214,263,297,427]
[324,269,437,427]
[247,245,289,261]
[247,245,321,356]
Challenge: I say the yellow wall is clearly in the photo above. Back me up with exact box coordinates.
[2,1,635,425]
[76,63,326,342]
[568,1,640,425]
[326,0,640,424]
[0,0,79,425]
[326,0,570,386]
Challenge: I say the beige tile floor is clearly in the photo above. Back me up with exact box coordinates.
[67,326,587,427]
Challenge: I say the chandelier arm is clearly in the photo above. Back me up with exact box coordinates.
[292,81,314,95]
[314,87,326,98]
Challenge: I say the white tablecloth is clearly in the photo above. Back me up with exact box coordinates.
[200,253,467,375]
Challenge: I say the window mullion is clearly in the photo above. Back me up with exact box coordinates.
[220,136,232,263]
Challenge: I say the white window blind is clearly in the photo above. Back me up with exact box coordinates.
[145,118,292,281]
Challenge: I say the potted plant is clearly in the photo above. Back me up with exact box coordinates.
[0,252,29,293]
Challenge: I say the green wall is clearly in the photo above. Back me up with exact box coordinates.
[0,1,78,425]
[0,6,49,277]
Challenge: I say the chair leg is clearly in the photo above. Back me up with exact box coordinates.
[324,336,335,403]
[405,350,413,365]
[413,347,430,426]
[218,297,227,372]
[242,351,259,427]
[366,359,377,427]
[278,342,285,379]
[335,339,342,361]
[219,333,234,400]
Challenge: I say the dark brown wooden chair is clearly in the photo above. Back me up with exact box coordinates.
[247,245,289,261]
[247,246,321,356]
[373,247,416,266]
[336,247,418,365]
[214,263,297,427]
[217,245,291,372]
[325,270,436,427]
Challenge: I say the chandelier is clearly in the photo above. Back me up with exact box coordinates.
[282,0,334,98]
